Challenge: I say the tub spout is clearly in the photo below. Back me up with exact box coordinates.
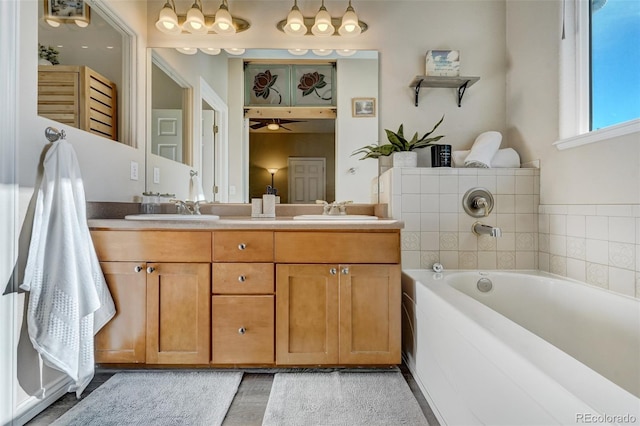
[473,222,502,237]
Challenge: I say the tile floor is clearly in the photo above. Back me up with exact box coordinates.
[26,365,439,425]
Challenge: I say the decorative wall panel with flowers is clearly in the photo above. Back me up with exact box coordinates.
[244,63,336,107]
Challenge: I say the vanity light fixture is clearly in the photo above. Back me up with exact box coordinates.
[155,0,250,36]
[176,47,198,55]
[277,0,367,37]
[224,48,246,55]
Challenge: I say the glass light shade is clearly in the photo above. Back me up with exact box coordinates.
[212,5,235,35]
[283,6,306,36]
[46,19,61,28]
[338,8,361,37]
[200,48,222,55]
[74,19,89,28]
[312,49,333,56]
[155,5,181,35]
[288,48,309,56]
[336,48,357,57]
[176,47,198,55]
[224,48,245,55]
[267,168,279,174]
[311,7,334,36]
[267,123,280,131]
[184,5,208,34]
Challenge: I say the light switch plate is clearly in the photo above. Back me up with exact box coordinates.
[130,161,138,181]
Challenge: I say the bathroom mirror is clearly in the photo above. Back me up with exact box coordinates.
[37,1,135,146]
[147,48,379,204]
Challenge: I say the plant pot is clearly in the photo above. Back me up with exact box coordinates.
[38,58,52,65]
[393,151,418,168]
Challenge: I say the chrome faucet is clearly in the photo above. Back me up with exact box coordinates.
[472,221,502,237]
[316,200,353,215]
[171,199,202,215]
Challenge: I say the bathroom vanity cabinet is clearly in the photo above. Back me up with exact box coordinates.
[275,232,401,365]
[212,231,275,365]
[92,231,211,365]
[90,223,401,368]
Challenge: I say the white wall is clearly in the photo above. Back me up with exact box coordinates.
[505,0,640,205]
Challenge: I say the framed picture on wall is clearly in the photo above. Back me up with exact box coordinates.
[352,98,376,117]
[44,0,90,25]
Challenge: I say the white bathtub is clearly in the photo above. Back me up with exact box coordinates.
[401,270,640,426]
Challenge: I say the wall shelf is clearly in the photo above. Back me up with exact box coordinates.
[409,75,480,107]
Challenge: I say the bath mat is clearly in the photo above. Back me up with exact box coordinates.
[262,371,429,425]
[51,371,243,426]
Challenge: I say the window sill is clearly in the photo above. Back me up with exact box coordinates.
[553,119,640,151]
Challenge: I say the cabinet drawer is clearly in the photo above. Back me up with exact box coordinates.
[274,231,400,264]
[91,230,211,262]
[213,263,274,294]
[213,231,273,262]
[212,296,274,364]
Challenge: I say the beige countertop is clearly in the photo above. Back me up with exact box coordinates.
[88,216,404,231]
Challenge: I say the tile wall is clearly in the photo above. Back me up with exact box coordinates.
[379,167,540,271]
[538,205,640,298]
[378,166,640,299]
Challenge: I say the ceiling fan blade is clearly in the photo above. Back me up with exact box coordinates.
[250,122,266,129]
[279,125,292,131]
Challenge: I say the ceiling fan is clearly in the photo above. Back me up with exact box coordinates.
[249,118,304,131]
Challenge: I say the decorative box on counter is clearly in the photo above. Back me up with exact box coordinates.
[425,50,460,76]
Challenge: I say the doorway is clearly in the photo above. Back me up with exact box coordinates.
[288,158,326,203]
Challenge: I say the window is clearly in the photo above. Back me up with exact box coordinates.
[590,0,640,130]
[556,0,640,149]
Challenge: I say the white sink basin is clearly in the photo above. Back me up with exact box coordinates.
[293,214,378,221]
[124,214,220,221]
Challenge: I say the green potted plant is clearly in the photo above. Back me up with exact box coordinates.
[38,44,60,65]
[352,115,445,167]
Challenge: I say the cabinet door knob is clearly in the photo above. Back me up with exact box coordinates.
[341,267,350,275]
[238,327,246,335]
[238,243,247,250]
[146,266,156,274]
[134,265,143,273]
[329,268,337,275]
[238,275,246,282]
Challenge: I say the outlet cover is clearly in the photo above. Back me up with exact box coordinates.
[130,161,139,181]
[153,167,160,184]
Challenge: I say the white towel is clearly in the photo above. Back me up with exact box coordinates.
[453,148,521,168]
[20,139,115,398]
[189,175,206,202]
[464,131,502,168]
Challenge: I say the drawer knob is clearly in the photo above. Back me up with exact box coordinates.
[238,275,246,282]
[146,266,156,274]
[134,265,143,273]
[238,243,247,250]
[341,267,350,275]
[238,327,246,335]
[329,268,337,275]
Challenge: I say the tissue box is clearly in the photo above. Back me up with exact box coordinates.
[425,50,460,76]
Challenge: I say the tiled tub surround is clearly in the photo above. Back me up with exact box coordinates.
[538,204,640,298]
[378,167,540,271]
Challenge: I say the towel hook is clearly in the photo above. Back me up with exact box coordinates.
[45,127,66,143]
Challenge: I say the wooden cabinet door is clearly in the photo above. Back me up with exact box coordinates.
[276,264,339,365]
[339,264,401,364]
[212,295,274,364]
[146,263,211,364]
[95,262,147,363]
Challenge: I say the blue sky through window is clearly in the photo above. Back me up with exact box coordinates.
[591,0,640,130]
